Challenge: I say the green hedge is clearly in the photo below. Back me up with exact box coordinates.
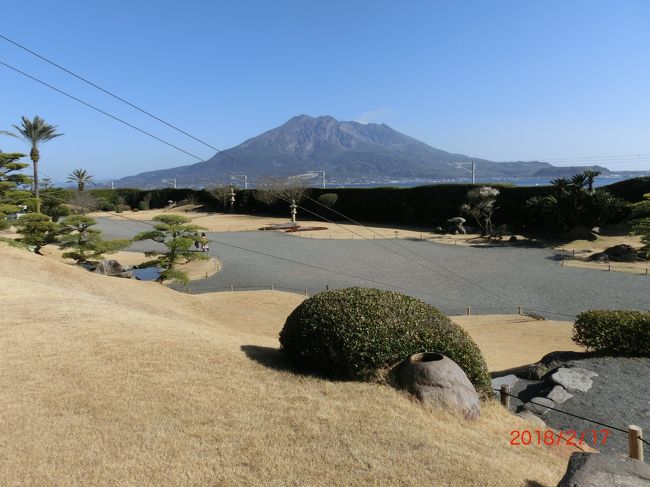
[85,176,649,229]
[279,287,491,393]
[601,177,650,203]
[573,310,650,355]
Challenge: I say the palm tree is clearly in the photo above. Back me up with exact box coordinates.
[570,173,588,190]
[67,169,94,191]
[583,170,602,193]
[11,116,63,213]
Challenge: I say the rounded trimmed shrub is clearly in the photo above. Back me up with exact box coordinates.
[573,310,650,355]
[317,193,338,208]
[279,287,491,392]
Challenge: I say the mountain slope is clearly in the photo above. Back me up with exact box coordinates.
[116,115,552,187]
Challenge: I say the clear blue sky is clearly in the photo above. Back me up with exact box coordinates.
[1,0,649,181]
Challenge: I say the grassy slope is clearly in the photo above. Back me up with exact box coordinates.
[0,244,568,486]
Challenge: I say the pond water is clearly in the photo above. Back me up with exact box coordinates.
[131,267,162,281]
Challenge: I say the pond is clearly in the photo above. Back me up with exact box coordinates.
[131,267,162,281]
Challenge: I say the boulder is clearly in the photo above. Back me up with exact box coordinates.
[491,374,518,396]
[602,244,647,262]
[398,352,480,420]
[551,367,598,393]
[547,385,573,404]
[523,396,554,415]
[93,260,133,278]
[589,252,610,262]
[557,452,650,486]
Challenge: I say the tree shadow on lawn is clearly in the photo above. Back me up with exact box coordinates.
[240,345,357,382]
[240,345,293,372]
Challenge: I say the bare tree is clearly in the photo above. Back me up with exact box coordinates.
[207,184,233,210]
[253,177,308,221]
[68,191,99,214]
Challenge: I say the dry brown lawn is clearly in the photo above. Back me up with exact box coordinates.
[0,244,572,486]
[451,315,583,372]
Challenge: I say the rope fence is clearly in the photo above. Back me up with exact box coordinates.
[495,386,648,461]
[171,285,583,320]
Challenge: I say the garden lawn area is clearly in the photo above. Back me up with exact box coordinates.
[0,243,573,486]
[451,315,583,372]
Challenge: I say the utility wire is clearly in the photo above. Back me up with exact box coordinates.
[0,61,208,162]
[104,210,468,305]
[0,56,518,309]
[3,31,648,171]
[495,389,650,445]
[0,37,641,307]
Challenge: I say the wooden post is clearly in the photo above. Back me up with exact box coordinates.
[500,385,510,408]
[466,307,471,316]
[629,425,644,461]
[230,285,234,292]
[271,284,274,291]
[518,306,523,315]
[304,289,308,297]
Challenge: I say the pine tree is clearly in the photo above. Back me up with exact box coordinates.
[0,153,32,230]
[59,215,130,264]
[133,214,208,284]
[14,213,59,254]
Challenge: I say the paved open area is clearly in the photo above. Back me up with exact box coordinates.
[95,216,649,318]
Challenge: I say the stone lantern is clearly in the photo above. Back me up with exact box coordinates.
[228,187,236,213]
[290,199,297,223]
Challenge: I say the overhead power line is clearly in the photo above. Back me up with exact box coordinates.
[0,53,519,308]
[104,210,467,305]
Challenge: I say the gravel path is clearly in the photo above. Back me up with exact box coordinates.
[95,217,650,318]
[510,357,650,454]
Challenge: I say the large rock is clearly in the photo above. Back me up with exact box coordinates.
[398,352,480,420]
[93,260,133,278]
[551,367,598,393]
[603,244,647,262]
[491,374,518,396]
[523,396,554,415]
[589,252,610,262]
[547,385,573,404]
[557,452,650,486]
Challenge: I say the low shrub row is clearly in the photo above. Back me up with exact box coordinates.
[573,310,650,355]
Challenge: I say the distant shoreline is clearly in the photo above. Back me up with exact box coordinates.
[322,175,648,189]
